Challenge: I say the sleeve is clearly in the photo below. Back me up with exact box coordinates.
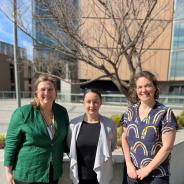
[161,108,178,134]
[120,109,130,128]
[66,122,74,152]
[4,108,24,166]
[111,120,117,151]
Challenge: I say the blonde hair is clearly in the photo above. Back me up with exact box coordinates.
[31,74,57,106]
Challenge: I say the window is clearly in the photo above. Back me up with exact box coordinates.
[169,85,184,95]
[10,64,15,83]
[169,0,184,79]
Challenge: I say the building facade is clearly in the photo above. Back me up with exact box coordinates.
[32,0,79,93]
[32,0,184,95]
[0,41,33,95]
[77,0,184,95]
[168,0,184,95]
[79,0,175,94]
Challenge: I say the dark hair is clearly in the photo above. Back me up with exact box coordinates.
[129,71,159,103]
[83,88,102,101]
[32,74,57,106]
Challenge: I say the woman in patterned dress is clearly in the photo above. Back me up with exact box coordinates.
[121,71,177,184]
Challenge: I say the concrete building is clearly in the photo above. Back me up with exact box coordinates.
[0,41,33,95]
[78,0,184,95]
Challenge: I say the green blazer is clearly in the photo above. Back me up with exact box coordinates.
[4,103,69,183]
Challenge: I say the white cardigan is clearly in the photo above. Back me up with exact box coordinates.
[67,114,117,184]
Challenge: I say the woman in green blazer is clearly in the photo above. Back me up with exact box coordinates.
[4,75,69,184]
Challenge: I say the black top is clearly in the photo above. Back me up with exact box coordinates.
[76,120,101,180]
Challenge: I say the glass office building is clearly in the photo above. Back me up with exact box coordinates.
[32,0,79,92]
[169,0,184,80]
[168,0,184,95]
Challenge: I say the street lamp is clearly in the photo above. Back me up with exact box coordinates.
[13,0,21,107]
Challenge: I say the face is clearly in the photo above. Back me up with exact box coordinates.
[36,80,56,107]
[136,77,156,103]
[84,92,102,116]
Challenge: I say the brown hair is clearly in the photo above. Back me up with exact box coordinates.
[83,88,102,101]
[128,71,159,103]
[31,74,57,106]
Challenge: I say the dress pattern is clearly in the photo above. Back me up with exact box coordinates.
[121,101,177,177]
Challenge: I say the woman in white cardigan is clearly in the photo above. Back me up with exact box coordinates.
[67,89,117,184]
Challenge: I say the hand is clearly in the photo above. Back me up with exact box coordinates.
[5,166,15,184]
[136,166,151,180]
[127,163,138,179]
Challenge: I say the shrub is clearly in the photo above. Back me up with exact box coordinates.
[110,114,123,147]
[111,114,121,127]
[176,111,184,128]
[0,133,5,149]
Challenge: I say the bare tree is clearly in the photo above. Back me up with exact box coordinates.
[0,0,173,99]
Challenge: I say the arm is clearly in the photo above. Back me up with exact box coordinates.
[121,127,138,179]
[4,108,24,183]
[137,129,176,180]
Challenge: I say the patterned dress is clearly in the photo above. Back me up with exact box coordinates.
[121,101,177,177]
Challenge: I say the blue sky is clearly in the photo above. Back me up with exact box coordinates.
[0,7,33,60]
